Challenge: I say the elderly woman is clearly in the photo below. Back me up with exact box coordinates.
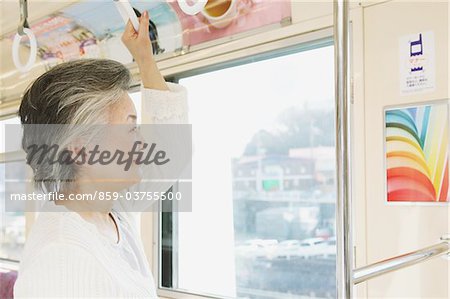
[13,11,186,298]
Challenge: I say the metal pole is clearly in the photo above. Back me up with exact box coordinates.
[353,241,450,284]
[334,0,353,297]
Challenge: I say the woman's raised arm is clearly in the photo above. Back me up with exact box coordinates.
[114,10,190,216]
[121,10,168,91]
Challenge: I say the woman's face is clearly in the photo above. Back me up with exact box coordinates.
[75,91,143,193]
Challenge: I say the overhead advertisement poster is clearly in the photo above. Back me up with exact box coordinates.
[384,101,449,204]
[8,14,102,67]
[168,0,291,47]
[8,0,291,67]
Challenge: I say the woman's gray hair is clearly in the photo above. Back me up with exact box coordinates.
[18,59,132,193]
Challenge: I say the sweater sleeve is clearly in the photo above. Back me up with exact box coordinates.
[114,82,190,215]
[14,242,119,298]
[140,82,188,124]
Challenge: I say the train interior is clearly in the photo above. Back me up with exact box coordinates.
[0,0,449,298]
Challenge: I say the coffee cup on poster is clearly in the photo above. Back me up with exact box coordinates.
[201,0,238,29]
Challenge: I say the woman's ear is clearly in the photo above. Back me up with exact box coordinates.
[66,141,87,165]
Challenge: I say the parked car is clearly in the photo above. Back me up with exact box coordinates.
[235,239,278,259]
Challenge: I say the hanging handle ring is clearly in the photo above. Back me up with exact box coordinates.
[177,0,207,15]
[12,0,37,73]
[114,0,140,32]
[12,28,37,73]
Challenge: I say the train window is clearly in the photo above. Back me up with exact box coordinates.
[0,117,26,262]
[160,43,336,298]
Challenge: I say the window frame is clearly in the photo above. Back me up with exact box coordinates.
[0,116,28,264]
[153,27,335,299]
[0,17,336,296]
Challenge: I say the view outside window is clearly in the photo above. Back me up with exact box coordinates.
[0,117,26,261]
[162,44,336,298]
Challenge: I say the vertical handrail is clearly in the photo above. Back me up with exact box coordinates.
[334,0,353,297]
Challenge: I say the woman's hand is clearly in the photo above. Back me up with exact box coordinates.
[121,10,168,90]
[121,10,154,65]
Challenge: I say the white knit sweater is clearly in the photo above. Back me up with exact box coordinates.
[13,82,188,298]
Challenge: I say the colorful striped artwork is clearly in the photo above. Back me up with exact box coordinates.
[385,103,449,202]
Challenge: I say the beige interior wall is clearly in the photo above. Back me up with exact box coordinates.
[363,1,449,298]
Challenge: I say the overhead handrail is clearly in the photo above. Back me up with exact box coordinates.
[12,0,37,73]
[353,236,450,285]
[18,0,29,36]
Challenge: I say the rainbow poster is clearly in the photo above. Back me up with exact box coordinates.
[385,103,449,203]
